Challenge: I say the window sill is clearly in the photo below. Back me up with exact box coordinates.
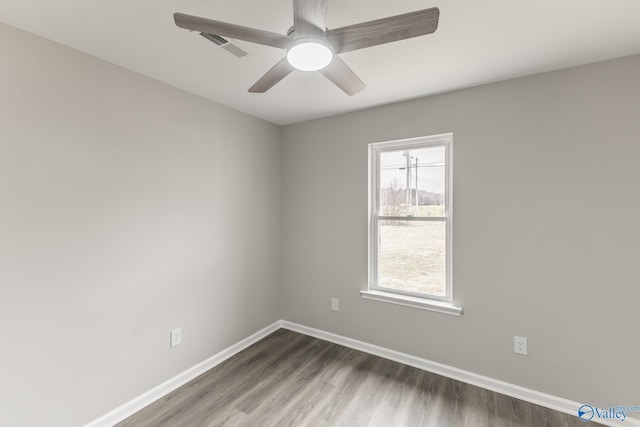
[360,290,463,316]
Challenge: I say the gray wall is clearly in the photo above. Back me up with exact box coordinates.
[281,54,640,408]
[0,23,282,427]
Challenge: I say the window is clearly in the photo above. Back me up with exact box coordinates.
[363,134,460,315]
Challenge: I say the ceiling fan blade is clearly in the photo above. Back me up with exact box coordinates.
[320,56,366,96]
[174,13,290,49]
[248,57,295,93]
[293,0,328,36]
[327,7,439,53]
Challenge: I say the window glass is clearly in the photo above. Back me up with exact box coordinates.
[379,146,445,218]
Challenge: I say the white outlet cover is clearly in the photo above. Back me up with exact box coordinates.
[331,298,339,312]
[514,336,528,355]
[170,328,182,348]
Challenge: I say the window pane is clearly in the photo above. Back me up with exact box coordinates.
[379,146,445,217]
[378,220,446,296]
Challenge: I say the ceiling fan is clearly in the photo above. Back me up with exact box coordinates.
[174,1,439,96]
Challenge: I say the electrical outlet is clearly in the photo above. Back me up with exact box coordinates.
[514,336,527,355]
[331,298,339,312]
[170,328,182,348]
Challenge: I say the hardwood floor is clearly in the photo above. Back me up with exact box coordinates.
[117,329,594,426]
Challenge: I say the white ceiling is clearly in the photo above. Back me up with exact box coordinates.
[1,0,640,125]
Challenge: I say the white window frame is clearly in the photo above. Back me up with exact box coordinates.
[362,133,461,316]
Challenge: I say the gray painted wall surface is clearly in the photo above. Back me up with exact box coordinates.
[281,54,640,408]
[0,23,282,427]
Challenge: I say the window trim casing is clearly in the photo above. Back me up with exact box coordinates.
[368,133,454,305]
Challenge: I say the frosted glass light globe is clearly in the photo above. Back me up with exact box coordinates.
[286,38,333,71]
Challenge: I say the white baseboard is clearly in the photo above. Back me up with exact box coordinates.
[87,319,638,427]
[281,321,640,427]
[84,321,281,427]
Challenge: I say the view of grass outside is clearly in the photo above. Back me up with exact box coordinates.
[379,221,446,296]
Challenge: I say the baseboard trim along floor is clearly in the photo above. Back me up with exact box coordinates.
[84,321,282,427]
[86,320,639,427]
[280,321,639,427]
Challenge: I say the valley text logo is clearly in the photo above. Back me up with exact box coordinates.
[578,404,640,422]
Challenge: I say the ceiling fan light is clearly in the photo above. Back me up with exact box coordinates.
[286,38,333,71]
